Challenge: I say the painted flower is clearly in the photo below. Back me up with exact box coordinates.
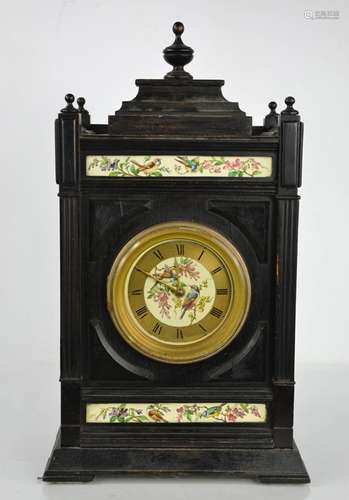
[109,407,128,418]
[225,159,242,170]
[154,290,171,318]
[196,295,212,313]
[224,406,246,422]
[178,260,200,280]
[250,159,261,169]
[176,406,185,422]
[225,409,237,422]
[208,166,222,173]
[202,160,214,169]
[235,408,246,418]
[251,405,261,418]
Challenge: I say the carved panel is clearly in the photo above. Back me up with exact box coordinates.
[208,200,270,263]
[89,199,152,260]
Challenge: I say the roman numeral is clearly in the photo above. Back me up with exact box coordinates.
[152,322,162,335]
[176,328,184,339]
[210,307,223,319]
[198,250,205,261]
[131,289,143,296]
[176,244,184,256]
[216,288,228,295]
[199,323,207,333]
[211,266,223,275]
[153,249,164,261]
[135,305,148,319]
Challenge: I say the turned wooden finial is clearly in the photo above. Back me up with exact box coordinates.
[61,93,77,112]
[77,97,86,111]
[163,22,194,79]
[76,96,91,128]
[264,101,279,130]
[282,96,298,115]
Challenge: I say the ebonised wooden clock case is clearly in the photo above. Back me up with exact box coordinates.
[43,22,310,483]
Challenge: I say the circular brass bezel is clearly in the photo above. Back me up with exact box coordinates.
[107,221,251,364]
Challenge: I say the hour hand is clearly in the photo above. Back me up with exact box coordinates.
[174,258,180,292]
[136,267,178,294]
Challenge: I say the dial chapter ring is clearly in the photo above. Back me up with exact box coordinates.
[107,221,251,364]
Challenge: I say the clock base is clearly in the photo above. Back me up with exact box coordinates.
[42,428,310,484]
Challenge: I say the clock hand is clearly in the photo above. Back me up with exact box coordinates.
[174,257,180,292]
[136,268,179,294]
[173,260,187,297]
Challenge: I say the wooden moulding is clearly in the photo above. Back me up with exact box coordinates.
[43,429,310,483]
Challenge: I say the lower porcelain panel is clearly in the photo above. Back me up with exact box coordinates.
[86,402,267,424]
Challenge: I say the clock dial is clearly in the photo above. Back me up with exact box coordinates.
[128,242,232,343]
[107,222,251,364]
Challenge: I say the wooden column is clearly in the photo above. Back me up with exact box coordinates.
[273,97,303,447]
[56,94,82,446]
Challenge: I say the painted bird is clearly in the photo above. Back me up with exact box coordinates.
[180,285,200,319]
[154,264,177,281]
[150,264,186,297]
[147,408,167,423]
[131,157,161,172]
[200,403,226,419]
[150,265,177,292]
[175,156,200,172]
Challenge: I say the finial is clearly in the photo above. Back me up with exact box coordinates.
[76,96,91,129]
[264,101,279,130]
[268,101,277,113]
[77,97,87,113]
[282,96,298,115]
[163,22,194,79]
[61,93,77,112]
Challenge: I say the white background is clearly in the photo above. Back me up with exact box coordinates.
[1,0,348,498]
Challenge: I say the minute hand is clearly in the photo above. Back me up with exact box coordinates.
[136,268,178,294]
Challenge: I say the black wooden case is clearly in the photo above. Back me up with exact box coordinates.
[43,23,309,483]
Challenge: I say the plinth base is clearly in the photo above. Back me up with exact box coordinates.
[43,429,310,484]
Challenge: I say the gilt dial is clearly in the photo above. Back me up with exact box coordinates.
[107,222,251,364]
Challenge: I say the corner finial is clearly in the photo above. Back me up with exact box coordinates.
[77,97,87,113]
[282,96,298,115]
[61,93,77,112]
[264,101,279,130]
[268,101,277,113]
[76,96,91,129]
[163,22,194,79]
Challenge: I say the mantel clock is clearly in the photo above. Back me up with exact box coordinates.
[43,22,310,483]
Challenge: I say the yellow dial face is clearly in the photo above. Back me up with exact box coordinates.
[107,222,251,364]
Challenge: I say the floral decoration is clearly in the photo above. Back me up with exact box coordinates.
[145,256,212,326]
[86,155,272,178]
[86,402,267,424]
